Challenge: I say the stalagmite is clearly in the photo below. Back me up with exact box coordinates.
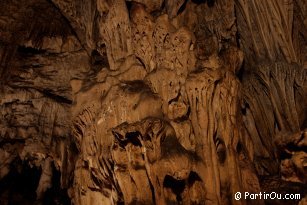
[0,0,306,204]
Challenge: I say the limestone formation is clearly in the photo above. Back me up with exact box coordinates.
[0,0,306,205]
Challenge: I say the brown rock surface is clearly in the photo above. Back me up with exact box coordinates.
[0,0,306,204]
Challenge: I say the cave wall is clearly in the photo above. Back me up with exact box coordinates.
[0,0,306,205]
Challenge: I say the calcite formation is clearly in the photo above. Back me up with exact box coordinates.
[0,0,306,205]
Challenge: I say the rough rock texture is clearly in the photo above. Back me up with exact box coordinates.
[0,0,306,205]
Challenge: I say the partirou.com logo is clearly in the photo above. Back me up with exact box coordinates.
[234,192,301,201]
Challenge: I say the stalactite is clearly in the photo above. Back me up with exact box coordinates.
[0,0,306,204]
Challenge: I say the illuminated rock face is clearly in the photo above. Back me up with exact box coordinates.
[0,0,306,205]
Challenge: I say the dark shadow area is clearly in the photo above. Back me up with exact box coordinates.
[207,0,215,7]
[0,158,41,205]
[0,158,70,205]
[177,0,188,15]
[163,175,185,203]
[43,165,70,205]
[187,171,202,186]
[126,131,142,147]
[17,46,47,57]
[192,0,207,4]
